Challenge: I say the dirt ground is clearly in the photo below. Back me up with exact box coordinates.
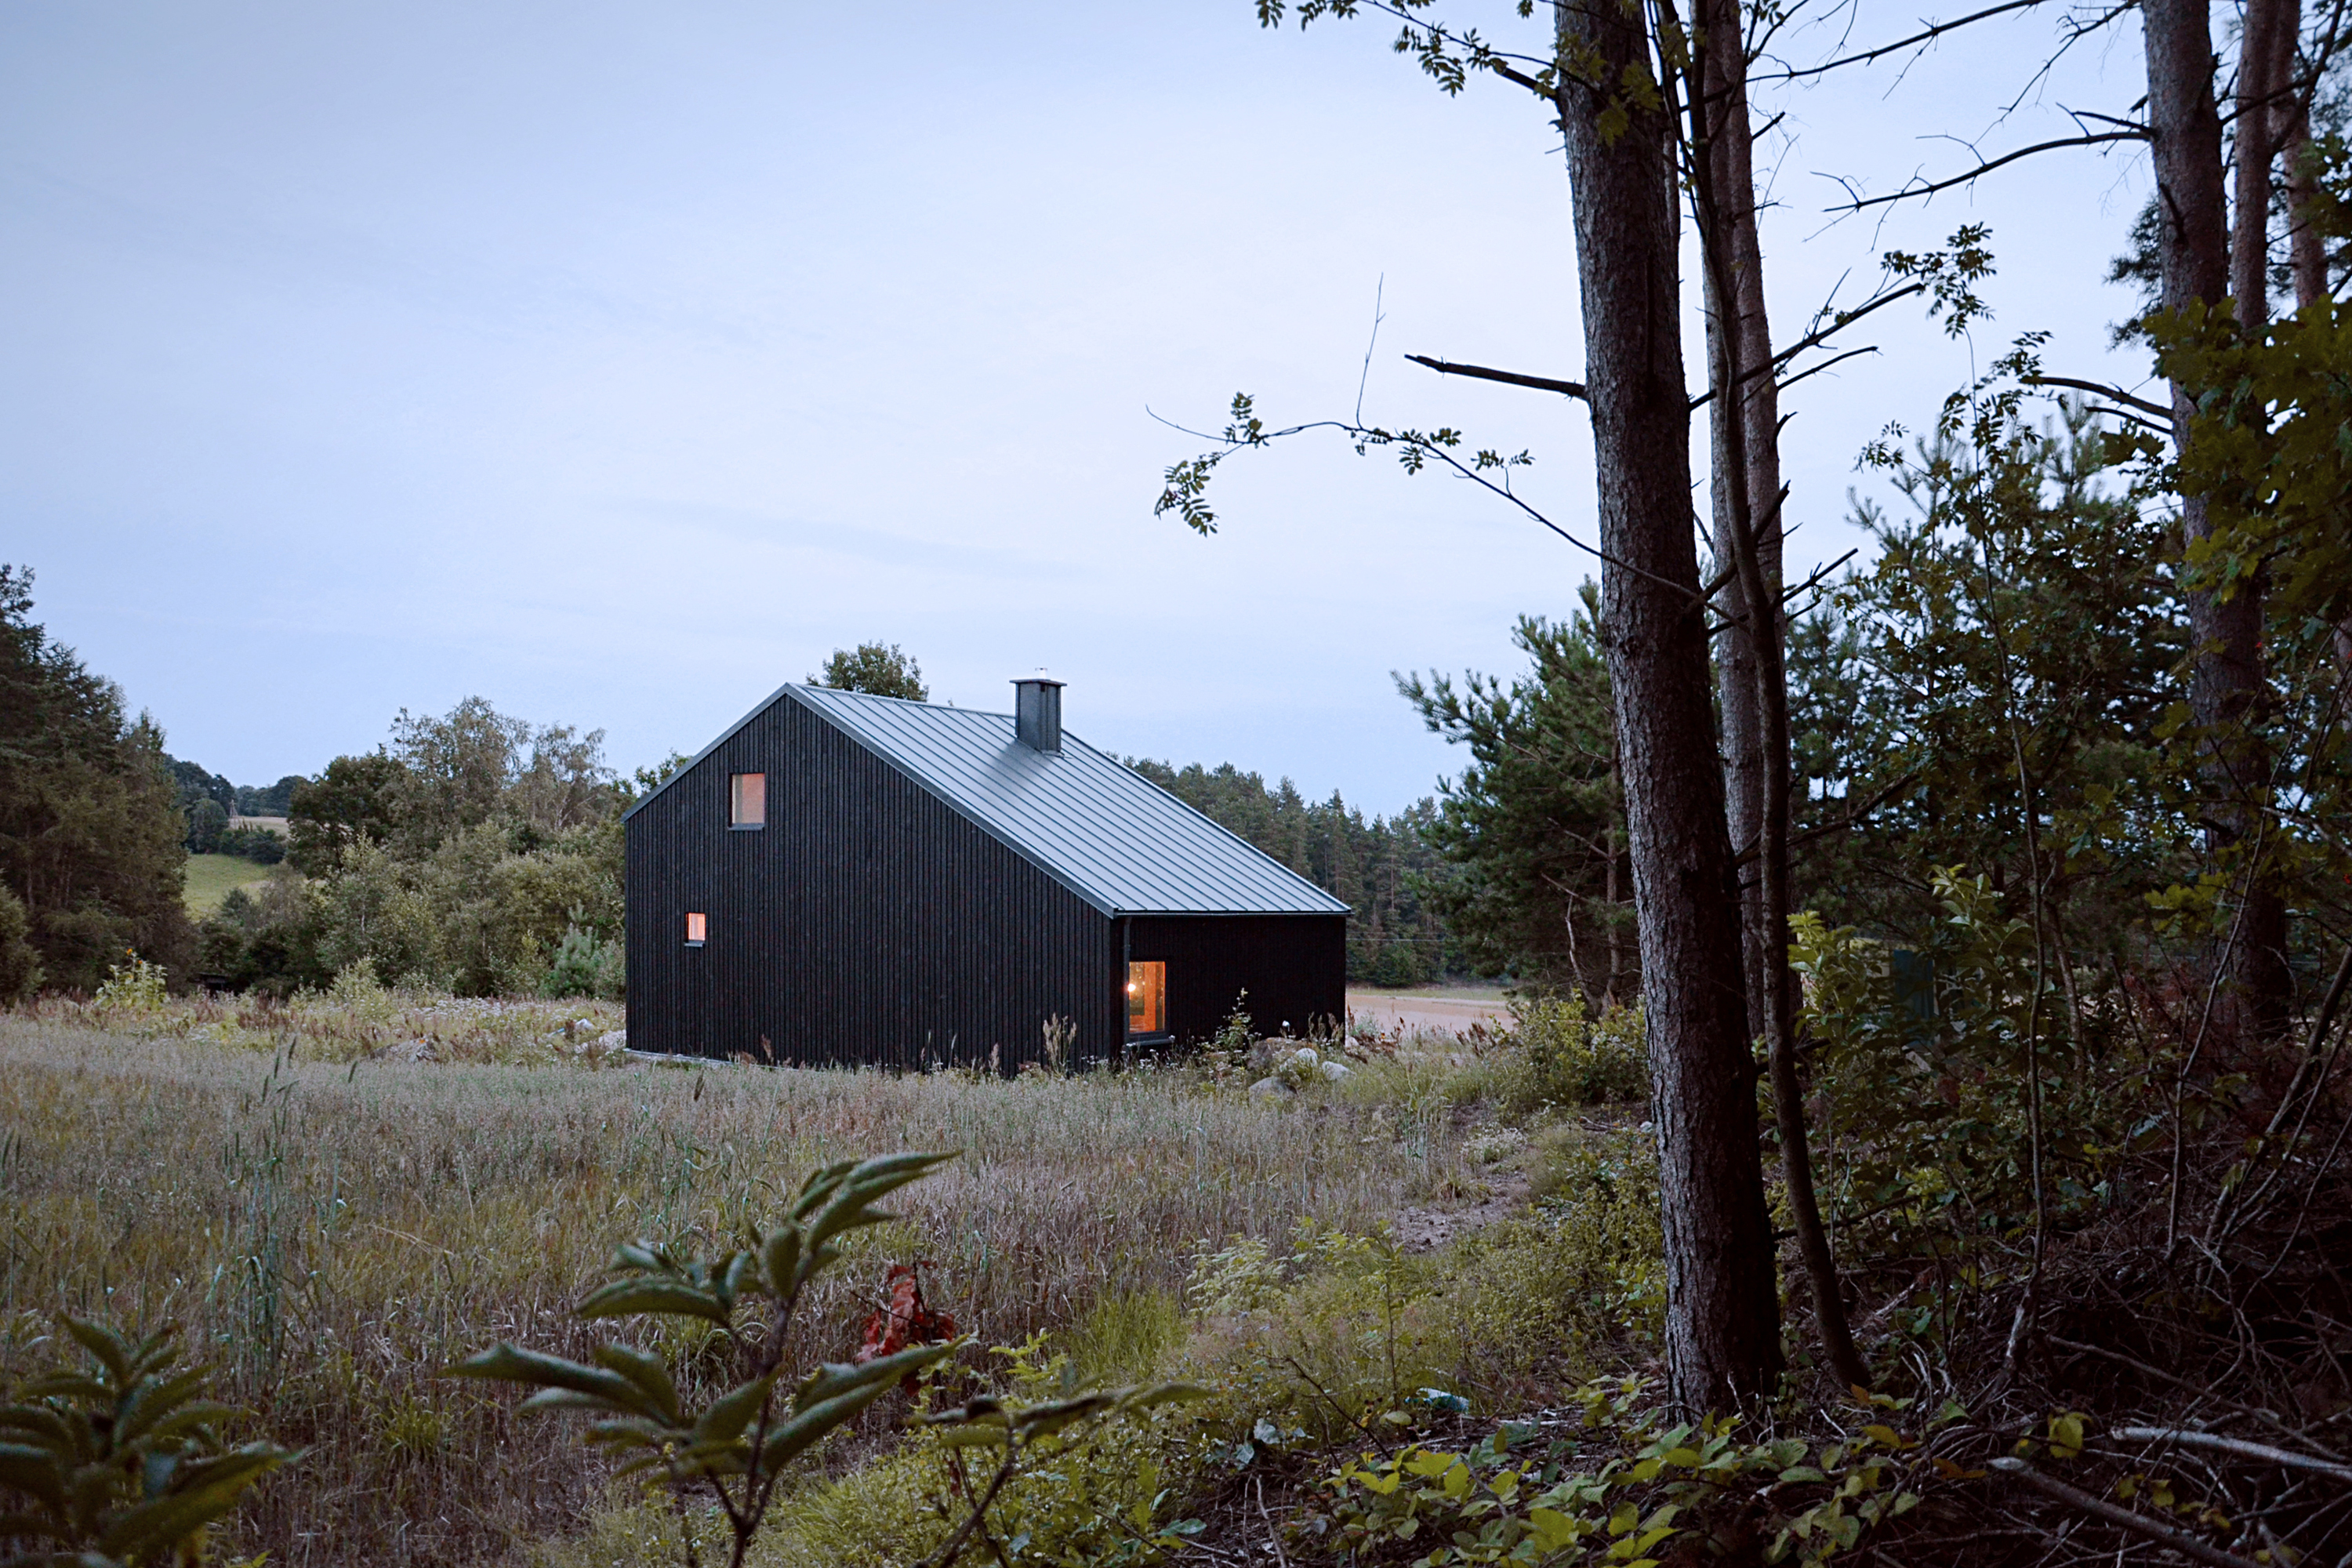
[1345,987,1512,1037]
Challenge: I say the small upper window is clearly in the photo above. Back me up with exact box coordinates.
[684,912,708,946]
[730,772,766,829]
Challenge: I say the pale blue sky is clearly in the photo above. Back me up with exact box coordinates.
[3,1,2158,811]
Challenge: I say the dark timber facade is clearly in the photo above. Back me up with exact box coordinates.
[624,681,1348,1069]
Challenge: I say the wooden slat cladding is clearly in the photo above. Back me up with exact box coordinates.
[1125,914,1348,1044]
[627,693,1117,1069]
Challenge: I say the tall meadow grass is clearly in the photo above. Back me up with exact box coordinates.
[0,1014,1472,1566]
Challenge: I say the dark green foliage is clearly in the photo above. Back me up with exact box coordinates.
[173,760,299,858]
[1298,1385,1938,1568]
[811,642,927,702]
[1123,759,1453,985]
[234,777,302,818]
[2152,295,2352,635]
[170,761,298,857]
[455,1151,1202,1567]
[166,758,234,854]
[213,826,285,866]
[0,1316,295,1566]
[1793,869,2136,1271]
[0,566,194,993]
[274,702,626,996]
[194,873,328,996]
[287,753,402,873]
[184,798,229,855]
[167,757,234,818]
[1397,593,1629,999]
[0,884,42,1004]
[1796,405,2189,959]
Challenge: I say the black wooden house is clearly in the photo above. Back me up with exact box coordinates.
[623,677,1348,1067]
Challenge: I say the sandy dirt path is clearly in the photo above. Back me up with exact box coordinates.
[1345,989,1512,1037]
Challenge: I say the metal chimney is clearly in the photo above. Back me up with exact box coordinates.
[1013,674,1064,753]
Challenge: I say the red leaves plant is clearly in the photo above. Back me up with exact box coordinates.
[855,1261,958,1391]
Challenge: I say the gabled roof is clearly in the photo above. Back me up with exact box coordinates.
[628,682,1350,919]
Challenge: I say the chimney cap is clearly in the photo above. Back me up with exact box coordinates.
[1012,672,1064,753]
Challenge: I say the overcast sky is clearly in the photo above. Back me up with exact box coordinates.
[3,1,2161,813]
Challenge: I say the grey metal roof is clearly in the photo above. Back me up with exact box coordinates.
[630,681,1346,917]
[788,685,1348,917]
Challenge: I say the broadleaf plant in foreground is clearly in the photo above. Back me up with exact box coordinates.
[452,1148,1206,1568]
[0,1316,296,1568]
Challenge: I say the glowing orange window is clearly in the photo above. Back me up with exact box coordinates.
[684,912,708,946]
[730,773,766,828]
[1127,961,1166,1036]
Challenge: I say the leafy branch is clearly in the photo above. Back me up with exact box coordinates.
[0,1317,296,1568]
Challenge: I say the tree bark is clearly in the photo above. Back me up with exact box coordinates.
[1701,14,1780,1047]
[2143,0,2289,1044]
[2276,0,2325,310]
[1552,0,1783,1414]
[2228,0,2297,1038]
[1689,0,1871,1396]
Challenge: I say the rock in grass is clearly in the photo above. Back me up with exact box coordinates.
[1249,1076,1293,1100]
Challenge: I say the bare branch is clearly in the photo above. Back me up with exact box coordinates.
[1754,281,1928,386]
[1779,768,1921,862]
[1406,354,1588,400]
[1829,129,2147,212]
[2020,374,2175,419]
[1757,0,2053,82]
[1776,344,1881,394]
[2107,1426,2352,1483]
[1987,1459,2266,1568]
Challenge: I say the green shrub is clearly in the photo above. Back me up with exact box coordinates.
[1178,1126,1666,1451]
[541,919,622,1001]
[1792,867,2135,1271]
[1292,1377,1944,1567]
[186,797,229,855]
[92,952,169,1020]
[215,825,286,865]
[561,1340,1206,1568]
[194,869,329,996]
[1499,994,1647,1112]
[0,884,42,1002]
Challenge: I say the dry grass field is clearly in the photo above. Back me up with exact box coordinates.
[0,1001,1492,1566]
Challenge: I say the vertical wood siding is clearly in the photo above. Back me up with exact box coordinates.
[627,694,1118,1068]
[1125,914,1348,1044]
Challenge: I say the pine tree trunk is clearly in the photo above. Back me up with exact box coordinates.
[2144,0,2290,1044]
[1553,0,1783,1413]
[1701,17,1780,1046]
[1691,0,1869,1394]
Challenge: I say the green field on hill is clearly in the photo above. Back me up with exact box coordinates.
[181,851,270,913]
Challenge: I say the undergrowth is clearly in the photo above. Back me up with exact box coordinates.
[0,1008,1486,1565]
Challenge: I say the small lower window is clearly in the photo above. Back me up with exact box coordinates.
[684,912,707,946]
[1127,960,1166,1036]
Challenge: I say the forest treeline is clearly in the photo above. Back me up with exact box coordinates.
[1124,758,1454,985]
[3,612,1583,1000]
